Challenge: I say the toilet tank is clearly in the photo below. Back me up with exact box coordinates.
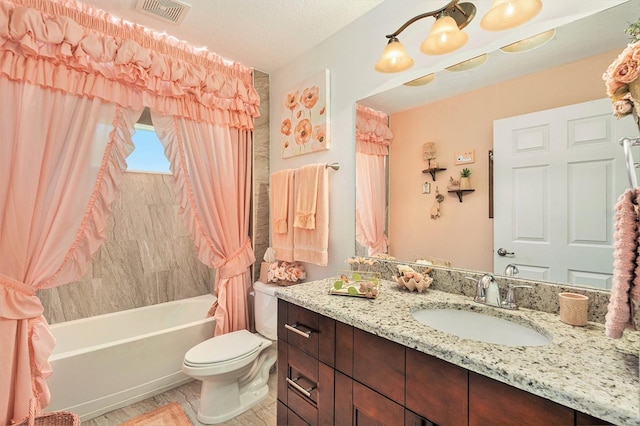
[253,281,278,340]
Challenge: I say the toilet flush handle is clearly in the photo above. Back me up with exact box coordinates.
[285,323,312,338]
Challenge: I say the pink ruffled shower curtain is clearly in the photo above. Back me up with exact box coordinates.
[151,114,254,336]
[0,0,259,423]
[0,78,141,426]
[355,104,393,256]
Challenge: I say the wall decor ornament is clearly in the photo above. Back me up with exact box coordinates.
[280,69,330,158]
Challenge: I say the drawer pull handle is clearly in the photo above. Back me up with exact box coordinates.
[286,377,315,398]
[285,323,312,338]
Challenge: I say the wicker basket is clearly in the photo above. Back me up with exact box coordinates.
[559,292,589,326]
[14,398,80,426]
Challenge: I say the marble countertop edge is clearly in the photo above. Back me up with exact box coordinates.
[275,279,640,425]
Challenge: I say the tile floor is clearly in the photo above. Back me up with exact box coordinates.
[84,371,277,425]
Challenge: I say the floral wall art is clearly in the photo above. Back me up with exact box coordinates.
[280,69,330,158]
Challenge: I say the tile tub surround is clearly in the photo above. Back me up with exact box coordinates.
[275,279,639,425]
[350,260,638,325]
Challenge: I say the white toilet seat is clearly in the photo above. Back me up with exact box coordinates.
[182,329,272,376]
[185,329,265,364]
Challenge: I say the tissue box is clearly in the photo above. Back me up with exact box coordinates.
[259,261,271,283]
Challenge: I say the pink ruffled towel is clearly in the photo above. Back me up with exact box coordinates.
[270,169,295,262]
[293,164,322,230]
[605,188,640,338]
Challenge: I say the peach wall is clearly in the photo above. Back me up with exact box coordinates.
[389,49,619,272]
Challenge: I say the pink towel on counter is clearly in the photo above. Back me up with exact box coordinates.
[271,170,296,262]
[293,164,323,229]
[605,188,640,339]
[294,165,329,266]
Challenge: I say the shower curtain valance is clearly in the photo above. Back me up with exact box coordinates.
[356,104,393,156]
[0,0,260,128]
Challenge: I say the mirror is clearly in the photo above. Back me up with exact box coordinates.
[355,1,639,289]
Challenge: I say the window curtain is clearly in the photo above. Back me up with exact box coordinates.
[355,104,393,256]
[0,0,260,423]
[151,113,254,336]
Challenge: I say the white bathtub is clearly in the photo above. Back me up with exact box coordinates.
[47,294,216,421]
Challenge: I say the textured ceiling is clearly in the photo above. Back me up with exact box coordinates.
[75,0,384,73]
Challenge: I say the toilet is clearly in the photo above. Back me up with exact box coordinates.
[182,281,278,424]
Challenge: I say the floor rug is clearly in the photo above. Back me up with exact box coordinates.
[120,402,192,425]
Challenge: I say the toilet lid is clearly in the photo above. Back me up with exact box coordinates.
[184,329,264,365]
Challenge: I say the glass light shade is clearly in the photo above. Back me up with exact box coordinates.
[445,54,488,72]
[481,0,543,31]
[403,73,436,86]
[500,28,555,53]
[374,38,414,73]
[420,15,469,55]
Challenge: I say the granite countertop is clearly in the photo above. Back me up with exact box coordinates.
[275,278,640,425]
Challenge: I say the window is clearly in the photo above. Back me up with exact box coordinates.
[127,123,171,173]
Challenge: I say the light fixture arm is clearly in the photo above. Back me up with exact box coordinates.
[384,0,476,39]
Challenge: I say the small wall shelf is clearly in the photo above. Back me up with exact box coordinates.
[448,189,475,202]
[422,167,447,181]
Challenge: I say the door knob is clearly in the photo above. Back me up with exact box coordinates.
[497,248,515,257]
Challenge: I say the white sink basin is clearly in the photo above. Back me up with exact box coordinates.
[412,308,551,347]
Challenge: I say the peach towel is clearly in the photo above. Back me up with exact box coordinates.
[271,170,295,262]
[605,188,640,338]
[271,169,294,234]
[294,165,329,266]
[293,164,323,229]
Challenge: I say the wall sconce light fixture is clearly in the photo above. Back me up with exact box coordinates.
[374,0,543,73]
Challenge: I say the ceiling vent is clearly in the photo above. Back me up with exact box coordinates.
[135,0,191,25]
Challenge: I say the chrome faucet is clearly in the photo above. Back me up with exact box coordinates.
[466,273,531,310]
[466,274,497,305]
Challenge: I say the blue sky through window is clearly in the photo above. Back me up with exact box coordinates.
[127,123,170,173]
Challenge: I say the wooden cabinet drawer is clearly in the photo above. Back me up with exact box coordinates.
[279,301,335,366]
[282,342,335,425]
[406,347,468,426]
[352,328,406,405]
[286,302,319,357]
[469,371,574,425]
[286,344,318,425]
[288,344,319,405]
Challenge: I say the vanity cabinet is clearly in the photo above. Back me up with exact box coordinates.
[405,348,467,425]
[277,299,335,425]
[468,371,573,425]
[277,299,610,425]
